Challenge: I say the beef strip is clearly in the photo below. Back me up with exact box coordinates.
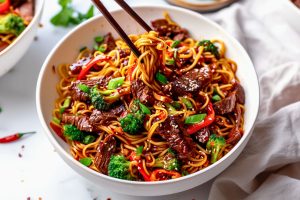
[70,77,108,102]
[89,109,118,127]
[155,116,192,160]
[194,127,210,144]
[94,135,117,174]
[110,104,126,116]
[15,0,34,22]
[163,66,212,97]
[151,19,189,41]
[226,105,243,145]
[131,79,155,106]
[233,82,245,104]
[62,114,93,132]
[103,33,116,52]
[213,92,236,115]
[69,57,91,74]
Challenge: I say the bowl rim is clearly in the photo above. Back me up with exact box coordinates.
[36,4,260,185]
[285,0,300,15]
[0,0,45,57]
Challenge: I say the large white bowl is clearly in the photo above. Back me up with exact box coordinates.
[36,5,259,196]
[0,0,44,77]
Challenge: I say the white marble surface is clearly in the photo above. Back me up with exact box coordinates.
[0,0,215,199]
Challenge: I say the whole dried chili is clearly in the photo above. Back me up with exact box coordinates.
[0,131,36,143]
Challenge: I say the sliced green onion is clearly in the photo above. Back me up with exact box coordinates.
[166,59,175,65]
[93,44,99,50]
[78,84,90,93]
[79,157,93,167]
[107,77,125,90]
[139,103,151,115]
[83,135,96,144]
[98,44,107,53]
[59,96,71,114]
[79,46,87,52]
[171,40,181,48]
[155,72,168,85]
[136,146,144,156]
[94,36,104,43]
[171,101,181,109]
[185,114,207,124]
[182,170,189,176]
[179,97,193,109]
[98,89,115,95]
[165,103,177,115]
[52,117,61,125]
[212,94,222,102]
[173,49,178,59]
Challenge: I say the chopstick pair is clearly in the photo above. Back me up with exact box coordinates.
[91,0,152,57]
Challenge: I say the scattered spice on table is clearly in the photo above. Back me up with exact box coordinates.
[18,153,22,158]
[34,36,38,41]
[0,131,36,143]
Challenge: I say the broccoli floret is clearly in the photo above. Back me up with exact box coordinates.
[0,14,26,36]
[90,87,110,111]
[206,134,226,163]
[198,40,220,58]
[153,149,180,171]
[120,112,144,135]
[108,155,133,180]
[63,124,85,141]
[120,100,147,135]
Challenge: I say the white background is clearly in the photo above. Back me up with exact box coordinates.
[0,0,215,199]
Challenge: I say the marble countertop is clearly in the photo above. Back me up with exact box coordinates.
[0,0,213,199]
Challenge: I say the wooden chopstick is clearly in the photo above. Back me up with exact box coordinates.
[114,0,152,32]
[91,0,141,57]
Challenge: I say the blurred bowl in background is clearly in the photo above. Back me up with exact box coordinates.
[0,0,44,77]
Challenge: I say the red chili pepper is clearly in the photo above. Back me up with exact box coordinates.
[0,131,35,143]
[77,55,111,80]
[0,0,10,14]
[187,102,215,135]
[130,152,151,181]
[126,65,136,82]
[49,121,64,140]
[150,169,181,181]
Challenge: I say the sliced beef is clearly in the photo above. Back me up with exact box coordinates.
[151,19,189,41]
[15,0,34,21]
[94,135,117,174]
[233,82,245,104]
[156,116,192,160]
[118,48,131,59]
[110,104,126,116]
[163,66,212,97]
[70,77,108,102]
[11,0,27,8]
[89,109,118,127]
[227,105,243,145]
[62,114,93,132]
[103,33,116,52]
[131,79,155,106]
[69,57,91,74]
[194,127,210,144]
[213,93,236,115]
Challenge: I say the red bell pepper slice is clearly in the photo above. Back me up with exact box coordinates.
[77,55,111,80]
[0,0,10,14]
[130,152,151,181]
[150,169,181,181]
[50,121,64,140]
[187,102,215,135]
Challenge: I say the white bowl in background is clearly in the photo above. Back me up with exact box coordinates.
[0,0,44,77]
[36,5,259,196]
[281,0,300,32]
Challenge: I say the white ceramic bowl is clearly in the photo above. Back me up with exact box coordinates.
[36,5,259,196]
[281,0,300,32]
[0,0,44,77]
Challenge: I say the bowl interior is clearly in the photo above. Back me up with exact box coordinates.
[37,5,259,184]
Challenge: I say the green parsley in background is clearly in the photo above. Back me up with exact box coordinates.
[51,0,94,27]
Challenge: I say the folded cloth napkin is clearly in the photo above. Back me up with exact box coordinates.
[205,0,300,199]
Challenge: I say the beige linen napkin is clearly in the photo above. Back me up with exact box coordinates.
[206,0,300,199]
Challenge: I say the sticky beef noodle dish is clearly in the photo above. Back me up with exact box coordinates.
[50,13,246,182]
[0,0,34,52]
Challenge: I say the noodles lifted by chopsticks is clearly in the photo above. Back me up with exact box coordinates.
[51,13,245,182]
